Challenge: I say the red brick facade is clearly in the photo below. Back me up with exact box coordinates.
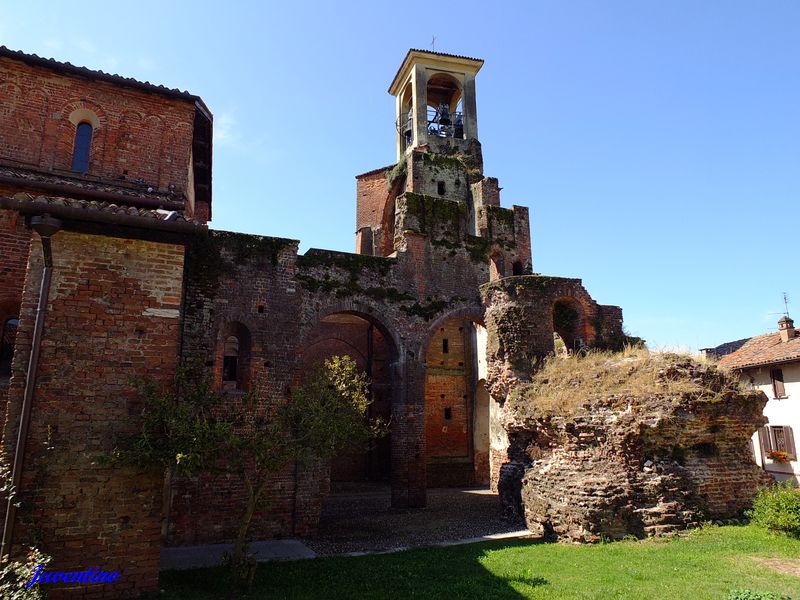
[0,46,626,599]
[3,232,184,598]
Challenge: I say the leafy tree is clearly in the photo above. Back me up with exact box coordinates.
[112,355,384,593]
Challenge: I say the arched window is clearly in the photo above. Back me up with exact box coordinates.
[71,122,93,173]
[0,317,19,380]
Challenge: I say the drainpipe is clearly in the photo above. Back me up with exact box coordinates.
[1,214,62,560]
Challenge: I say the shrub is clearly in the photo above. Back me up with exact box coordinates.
[749,480,800,537]
[728,590,791,600]
[0,546,52,600]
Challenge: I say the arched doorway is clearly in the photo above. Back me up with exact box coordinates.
[299,312,397,487]
[422,313,490,487]
[552,297,588,355]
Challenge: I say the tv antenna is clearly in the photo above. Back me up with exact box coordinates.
[431,35,436,51]
[783,292,790,317]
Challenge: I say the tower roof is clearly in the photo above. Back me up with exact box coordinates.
[388,49,484,96]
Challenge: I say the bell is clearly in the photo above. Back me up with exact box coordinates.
[437,103,451,126]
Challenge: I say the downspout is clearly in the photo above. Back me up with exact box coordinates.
[1,214,62,560]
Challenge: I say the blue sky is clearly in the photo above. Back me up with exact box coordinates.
[2,1,798,350]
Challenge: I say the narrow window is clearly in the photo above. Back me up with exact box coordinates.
[437,181,446,195]
[222,335,240,388]
[771,369,786,398]
[0,318,19,379]
[444,407,452,420]
[71,122,93,173]
[442,338,449,354]
[512,261,524,276]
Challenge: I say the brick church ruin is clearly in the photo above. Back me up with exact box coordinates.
[0,47,627,597]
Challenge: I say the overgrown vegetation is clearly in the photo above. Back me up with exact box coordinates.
[749,481,800,538]
[112,357,384,595]
[159,525,800,599]
[0,547,51,600]
[728,590,792,600]
[0,445,52,599]
[510,347,746,419]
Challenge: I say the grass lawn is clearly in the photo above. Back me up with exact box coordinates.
[160,525,800,599]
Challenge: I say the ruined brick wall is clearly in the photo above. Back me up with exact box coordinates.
[481,275,625,402]
[2,230,184,598]
[511,374,772,542]
[355,168,390,233]
[0,56,197,197]
[482,283,769,541]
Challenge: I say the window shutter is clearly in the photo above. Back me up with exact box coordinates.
[758,426,772,453]
[784,426,796,460]
[771,369,786,398]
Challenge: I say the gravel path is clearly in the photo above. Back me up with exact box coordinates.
[303,485,526,556]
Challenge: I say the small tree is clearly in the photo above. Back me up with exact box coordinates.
[112,355,384,592]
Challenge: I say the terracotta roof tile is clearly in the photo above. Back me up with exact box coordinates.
[0,45,200,101]
[718,330,800,370]
[0,163,182,203]
[8,193,195,223]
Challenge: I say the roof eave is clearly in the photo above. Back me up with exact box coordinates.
[388,49,484,96]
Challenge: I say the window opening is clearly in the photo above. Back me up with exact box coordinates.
[222,335,240,387]
[0,317,19,379]
[71,122,93,173]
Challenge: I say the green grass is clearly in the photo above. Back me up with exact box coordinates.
[159,525,800,599]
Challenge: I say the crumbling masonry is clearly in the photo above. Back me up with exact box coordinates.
[0,48,627,597]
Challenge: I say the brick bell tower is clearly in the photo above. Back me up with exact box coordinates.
[355,49,531,280]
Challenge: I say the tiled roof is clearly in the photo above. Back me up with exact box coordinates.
[5,193,195,223]
[407,49,484,63]
[0,163,182,203]
[718,330,800,370]
[0,45,201,102]
[389,49,484,94]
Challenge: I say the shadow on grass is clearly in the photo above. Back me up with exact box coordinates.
[159,539,545,599]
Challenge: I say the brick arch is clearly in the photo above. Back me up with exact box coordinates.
[297,304,399,485]
[53,98,108,172]
[550,292,598,351]
[420,304,485,355]
[302,299,403,357]
[420,304,485,487]
[110,109,144,180]
[159,121,193,190]
[0,82,48,165]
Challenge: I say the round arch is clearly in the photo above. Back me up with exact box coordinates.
[420,305,488,488]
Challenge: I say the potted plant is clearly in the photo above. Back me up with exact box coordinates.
[767,450,791,464]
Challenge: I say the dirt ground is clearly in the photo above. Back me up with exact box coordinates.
[303,485,526,556]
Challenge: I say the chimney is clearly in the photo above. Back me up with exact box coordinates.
[778,315,796,343]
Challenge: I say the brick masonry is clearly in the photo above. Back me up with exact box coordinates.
[0,47,629,598]
[2,231,184,598]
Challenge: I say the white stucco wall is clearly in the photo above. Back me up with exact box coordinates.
[746,361,800,484]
